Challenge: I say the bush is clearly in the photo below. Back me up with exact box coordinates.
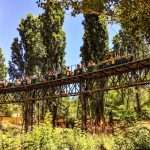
[0,124,112,150]
[0,131,20,150]
[113,127,150,150]
[1,124,150,150]
[112,109,137,126]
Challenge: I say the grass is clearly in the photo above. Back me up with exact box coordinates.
[0,121,150,150]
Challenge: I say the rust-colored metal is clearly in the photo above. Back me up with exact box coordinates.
[0,57,149,104]
[0,57,150,131]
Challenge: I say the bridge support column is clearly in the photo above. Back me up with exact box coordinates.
[24,101,35,132]
[135,86,141,114]
[48,98,58,128]
[80,93,88,130]
[40,100,47,122]
[94,79,107,133]
[52,101,58,128]
[80,81,87,130]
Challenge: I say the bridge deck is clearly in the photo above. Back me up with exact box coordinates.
[0,57,150,94]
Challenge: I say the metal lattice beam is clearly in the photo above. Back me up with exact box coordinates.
[0,58,150,104]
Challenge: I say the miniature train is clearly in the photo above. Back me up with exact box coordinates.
[0,51,133,89]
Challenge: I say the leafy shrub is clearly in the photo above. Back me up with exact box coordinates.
[0,124,112,150]
[113,127,150,150]
[0,132,20,150]
[112,109,137,126]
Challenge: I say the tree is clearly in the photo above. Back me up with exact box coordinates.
[113,30,149,59]
[38,0,66,126]
[80,15,108,64]
[8,38,25,80]
[115,0,150,44]
[8,14,47,131]
[9,14,46,79]
[0,48,7,80]
[0,48,9,116]
[80,14,108,126]
[18,14,46,76]
[112,29,149,116]
[37,0,121,17]
[39,0,66,73]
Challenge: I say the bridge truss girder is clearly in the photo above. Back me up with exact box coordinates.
[0,58,150,131]
[0,66,149,104]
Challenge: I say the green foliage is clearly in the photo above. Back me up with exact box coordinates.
[0,132,20,150]
[9,1,66,78]
[0,124,150,150]
[113,29,149,58]
[81,0,107,14]
[0,48,7,80]
[0,124,113,150]
[117,110,137,125]
[80,12,108,124]
[39,0,66,72]
[116,0,150,44]
[9,14,46,79]
[8,38,25,79]
[105,88,150,124]
[80,14,108,64]
[37,0,108,15]
[18,14,46,76]
[113,127,150,150]
[0,49,9,115]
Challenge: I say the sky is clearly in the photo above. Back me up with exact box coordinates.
[0,0,120,66]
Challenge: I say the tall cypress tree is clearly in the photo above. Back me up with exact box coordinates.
[39,0,66,72]
[37,0,66,126]
[8,38,25,80]
[80,14,108,125]
[9,14,46,79]
[18,14,46,76]
[80,14,108,64]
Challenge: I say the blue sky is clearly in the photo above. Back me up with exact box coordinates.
[0,0,120,66]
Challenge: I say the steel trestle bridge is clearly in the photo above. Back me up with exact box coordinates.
[0,56,150,131]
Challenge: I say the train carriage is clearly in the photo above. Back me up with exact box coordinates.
[0,50,134,89]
